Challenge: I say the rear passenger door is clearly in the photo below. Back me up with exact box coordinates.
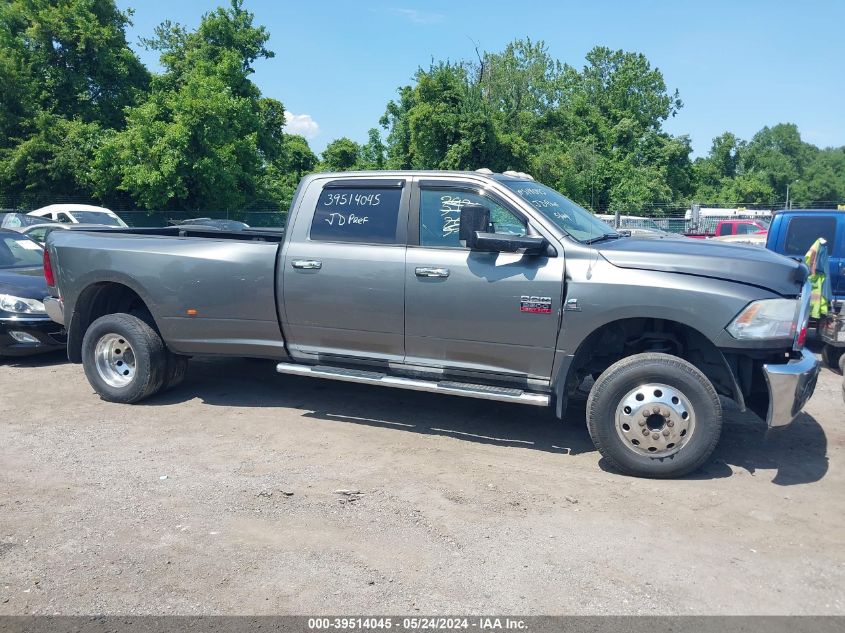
[281,178,409,363]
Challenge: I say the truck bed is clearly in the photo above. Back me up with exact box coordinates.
[48,227,287,359]
[66,226,286,243]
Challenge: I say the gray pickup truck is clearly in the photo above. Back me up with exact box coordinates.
[43,170,820,478]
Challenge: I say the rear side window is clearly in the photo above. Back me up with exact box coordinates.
[310,187,402,244]
[783,217,837,255]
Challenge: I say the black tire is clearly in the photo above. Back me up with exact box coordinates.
[586,352,722,478]
[81,313,168,403]
[164,351,189,390]
[821,344,844,373]
[128,307,189,390]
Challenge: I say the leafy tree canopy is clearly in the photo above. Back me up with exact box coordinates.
[0,7,842,214]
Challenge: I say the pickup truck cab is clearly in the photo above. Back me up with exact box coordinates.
[714,219,769,237]
[43,170,820,478]
[766,209,844,302]
[767,209,845,370]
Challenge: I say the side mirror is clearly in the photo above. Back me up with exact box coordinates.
[473,232,548,254]
[459,203,490,250]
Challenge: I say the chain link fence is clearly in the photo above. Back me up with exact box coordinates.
[3,194,843,235]
[0,195,289,229]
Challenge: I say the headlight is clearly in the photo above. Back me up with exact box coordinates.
[0,294,46,315]
[726,298,798,340]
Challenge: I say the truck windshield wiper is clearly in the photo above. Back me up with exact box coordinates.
[584,232,621,245]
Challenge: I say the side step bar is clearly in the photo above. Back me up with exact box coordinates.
[275,363,550,406]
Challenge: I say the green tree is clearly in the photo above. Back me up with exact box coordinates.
[98,0,289,210]
[321,137,361,171]
[0,0,148,203]
[691,123,845,207]
[379,41,691,212]
[0,0,149,129]
[379,59,529,172]
[1,114,103,201]
[359,128,386,170]
[262,133,318,209]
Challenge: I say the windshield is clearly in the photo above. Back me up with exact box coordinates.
[70,211,126,226]
[0,234,43,268]
[500,180,616,242]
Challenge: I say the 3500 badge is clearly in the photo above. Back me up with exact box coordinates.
[519,296,552,314]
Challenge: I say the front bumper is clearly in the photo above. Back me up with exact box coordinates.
[0,316,67,357]
[762,348,820,428]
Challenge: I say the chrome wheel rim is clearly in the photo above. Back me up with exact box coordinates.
[615,383,696,457]
[94,333,136,388]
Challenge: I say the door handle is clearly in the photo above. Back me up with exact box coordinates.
[291,259,322,270]
[415,267,450,278]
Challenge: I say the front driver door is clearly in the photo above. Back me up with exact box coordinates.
[404,181,565,382]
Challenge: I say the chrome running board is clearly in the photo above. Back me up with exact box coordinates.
[275,363,550,406]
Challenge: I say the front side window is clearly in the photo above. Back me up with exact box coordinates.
[310,186,402,244]
[419,189,525,248]
[56,212,73,224]
[784,217,837,255]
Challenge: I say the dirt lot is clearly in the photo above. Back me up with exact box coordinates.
[1,352,843,615]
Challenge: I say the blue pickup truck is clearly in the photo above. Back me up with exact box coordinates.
[767,209,845,301]
[767,209,845,371]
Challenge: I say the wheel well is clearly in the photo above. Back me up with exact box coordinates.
[565,318,739,402]
[67,282,155,363]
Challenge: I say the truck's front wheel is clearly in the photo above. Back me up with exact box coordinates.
[81,313,167,403]
[586,353,722,478]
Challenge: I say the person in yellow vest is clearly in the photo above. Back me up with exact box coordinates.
[804,237,832,320]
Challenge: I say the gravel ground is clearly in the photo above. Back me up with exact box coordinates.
[1,352,843,615]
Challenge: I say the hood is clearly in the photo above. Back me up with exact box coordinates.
[597,237,805,296]
[0,266,49,301]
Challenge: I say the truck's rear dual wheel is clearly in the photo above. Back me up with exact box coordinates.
[82,313,184,403]
[587,353,722,478]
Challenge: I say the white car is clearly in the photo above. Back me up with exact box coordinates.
[28,204,127,227]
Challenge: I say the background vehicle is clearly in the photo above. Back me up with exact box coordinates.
[0,212,47,230]
[766,209,844,303]
[44,170,819,478]
[711,233,767,247]
[170,218,251,231]
[0,229,66,357]
[817,306,844,371]
[28,204,127,227]
[596,214,664,231]
[19,223,114,245]
[686,219,769,239]
[767,209,845,369]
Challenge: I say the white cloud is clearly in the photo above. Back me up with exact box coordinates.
[284,112,320,139]
[389,8,444,25]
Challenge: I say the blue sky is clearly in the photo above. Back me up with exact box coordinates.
[117,0,845,157]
